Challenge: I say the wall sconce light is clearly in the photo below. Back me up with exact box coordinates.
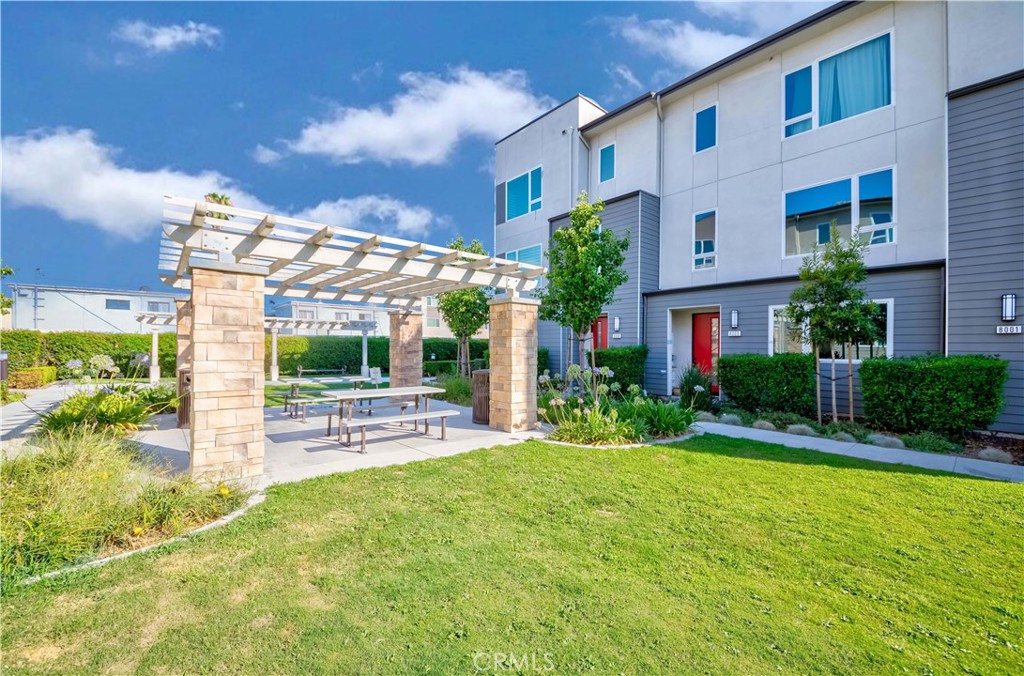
[430,352,436,361]
[613,316,620,332]
[731,310,739,329]
[1002,294,1017,322]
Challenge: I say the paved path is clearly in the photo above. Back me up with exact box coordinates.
[695,422,1023,483]
[1,384,73,448]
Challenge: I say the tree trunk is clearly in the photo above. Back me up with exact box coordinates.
[829,346,838,423]
[815,350,822,425]
[589,329,597,373]
[847,344,854,421]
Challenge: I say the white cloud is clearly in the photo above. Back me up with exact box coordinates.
[351,61,384,84]
[112,20,221,54]
[695,2,832,36]
[296,196,444,239]
[280,66,555,166]
[1,128,446,242]
[251,144,283,164]
[606,63,645,94]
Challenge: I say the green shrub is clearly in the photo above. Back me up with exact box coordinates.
[678,367,713,411]
[0,329,45,369]
[39,391,153,434]
[859,355,1009,437]
[549,406,647,446]
[718,353,815,416]
[43,332,177,377]
[618,398,695,439]
[537,347,549,376]
[593,345,648,390]
[0,429,247,580]
[1,382,26,405]
[902,431,963,455]
[435,375,473,407]
[8,366,57,389]
[268,335,488,375]
[423,359,486,378]
[757,410,823,434]
[824,419,871,442]
[422,338,488,362]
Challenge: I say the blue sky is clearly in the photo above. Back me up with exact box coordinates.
[1,1,826,294]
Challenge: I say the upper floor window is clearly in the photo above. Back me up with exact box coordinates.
[426,318,440,328]
[358,312,371,320]
[147,301,170,313]
[506,167,542,221]
[784,167,895,256]
[425,296,437,307]
[784,33,891,137]
[335,311,349,321]
[693,210,716,269]
[296,309,315,319]
[600,144,615,182]
[502,244,543,267]
[106,299,130,310]
[695,105,717,152]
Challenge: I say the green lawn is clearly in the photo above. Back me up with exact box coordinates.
[3,435,1022,673]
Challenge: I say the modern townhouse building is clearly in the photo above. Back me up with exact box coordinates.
[494,0,1023,432]
[7,284,187,333]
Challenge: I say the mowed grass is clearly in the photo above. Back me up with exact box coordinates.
[3,435,1022,674]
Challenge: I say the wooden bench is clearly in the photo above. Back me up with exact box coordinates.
[337,410,460,453]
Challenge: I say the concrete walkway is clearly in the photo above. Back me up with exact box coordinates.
[0,384,74,448]
[696,421,1024,483]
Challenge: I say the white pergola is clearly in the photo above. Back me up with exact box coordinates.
[159,196,542,307]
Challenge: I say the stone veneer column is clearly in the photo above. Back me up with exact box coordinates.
[189,261,267,480]
[488,296,539,433]
[175,299,192,375]
[388,311,423,389]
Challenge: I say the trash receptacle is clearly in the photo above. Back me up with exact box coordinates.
[177,368,192,429]
[472,369,490,425]
[0,350,8,382]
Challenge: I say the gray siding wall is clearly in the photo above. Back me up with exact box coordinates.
[947,76,1024,433]
[644,266,945,408]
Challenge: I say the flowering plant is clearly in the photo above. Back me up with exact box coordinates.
[538,365,648,445]
[88,354,120,379]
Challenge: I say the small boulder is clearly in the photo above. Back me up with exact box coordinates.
[695,411,718,423]
[977,447,1015,464]
[786,424,818,437]
[719,414,743,426]
[867,433,905,449]
[830,432,857,443]
[752,420,777,431]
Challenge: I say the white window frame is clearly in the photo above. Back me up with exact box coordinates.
[335,311,349,321]
[767,298,894,361]
[106,298,131,310]
[296,309,315,320]
[505,165,542,221]
[426,317,441,328]
[782,165,897,259]
[147,301,170,313]
[599,143,616,183]
[780,29,895,141]
[693,103,718,154]
[692,209,717,271]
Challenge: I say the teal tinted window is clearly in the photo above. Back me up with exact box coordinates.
[785,118,812,138]
[695,106,716,152]
[819,34,891,126]
[516,245,542,267]
[506,174,529,220]
[785,67,812,120]
[530,167,542,202]
[600,144,615,182]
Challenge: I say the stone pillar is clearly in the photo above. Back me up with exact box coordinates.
[149,329,161,384]
[269,328,280,382]
[361,330,369,377]
[388,311,422,389]
[488,296,539,433]
[175,299,192,403]
[188,261,267,481]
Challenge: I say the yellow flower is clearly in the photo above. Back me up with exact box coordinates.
[132,526,143,536]
[217,482,231,497]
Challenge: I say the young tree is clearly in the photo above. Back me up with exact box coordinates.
[786,223,880,423]
[0,260,12,315]
[536,193,629,372]
[435,237,490,378]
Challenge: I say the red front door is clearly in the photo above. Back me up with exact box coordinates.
[692,312,720,393]
[591,316,609,350]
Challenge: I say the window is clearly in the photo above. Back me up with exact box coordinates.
[106,299,130,310]
[297,309,315,319]
[693,211,716,269]
[784,33,891,137]
[506,167,542,220]
[770,301,892,360]
[147,301,170,313]
[695,105,717,152]
[784,167,895,255]
[503,244,542,267]
[335,311,349,321]
[426,318,440,328]
[358,312,370,320]
[425,296,437,306]
[600,144,615,182]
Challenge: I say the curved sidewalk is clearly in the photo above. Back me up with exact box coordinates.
[696,422,1023,483]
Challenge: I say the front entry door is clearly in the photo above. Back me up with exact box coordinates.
[692,312,720,393]
[591,316,609,350]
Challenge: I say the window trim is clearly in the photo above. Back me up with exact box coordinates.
[693,103,718,154]
[426,317,441,328]
[780,29,894,140]
[767,298,895,362]
[599,143,616,183]
[106,298,131,311]
[781,164,897,259]
[504,165,543,222]
[692,209,717,271]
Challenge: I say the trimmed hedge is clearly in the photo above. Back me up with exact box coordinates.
[859,355,1008,437]
[423,359,487,377]
[718,353,816,416]
[9,367,58,389]
[422,338,488,362]
[537,347,549,376]
[28,331,178,377]
[593,345,649,390]
[0,330,45,370]
[270,335,391,375]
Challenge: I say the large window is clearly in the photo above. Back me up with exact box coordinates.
[784,33,891,137]
[147,301,170,313]
[785,167,895,256]
[296,309,315,319]
[106,299,130,310]
[501,244,542,267]
[693,210,716,269]
[600,144,615,182]
[335,311,349,321]
[770,301,892,360]
[695,105,717,152]
[506,167,542,221]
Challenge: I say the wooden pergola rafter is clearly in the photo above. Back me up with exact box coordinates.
[159,196,545,308]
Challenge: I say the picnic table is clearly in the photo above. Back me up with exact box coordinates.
[322,385,444,420]
[281,376,371,399]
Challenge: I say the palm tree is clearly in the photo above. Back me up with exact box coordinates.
[205,192,232,220]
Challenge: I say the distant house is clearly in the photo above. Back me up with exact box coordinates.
[270,300,391,336]
[7,284,186,333]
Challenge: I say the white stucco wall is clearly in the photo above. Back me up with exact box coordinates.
[947,0,1024,92]
[10,286,184,333]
